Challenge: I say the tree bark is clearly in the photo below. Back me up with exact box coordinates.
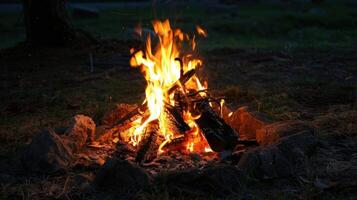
[23,0,76,46]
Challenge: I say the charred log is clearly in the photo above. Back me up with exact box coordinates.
[164,105,190,134]
[135,120,162,163]
[194,100,238,152]
[161,135,186,152]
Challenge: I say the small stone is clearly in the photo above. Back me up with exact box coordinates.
[219,150,233,160]
[256,120,315,146]
[93,158,150,190]
[228,106,274,140]
[21,129,73,174]
[65,115,96,152]
[189,153,201,161]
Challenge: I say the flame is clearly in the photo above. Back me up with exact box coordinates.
[129,19,211,154]
[204,147,213,152]
[220,99,225,117]
[196,26,208,37]
[187,142,194,152]
[228,112,233,117]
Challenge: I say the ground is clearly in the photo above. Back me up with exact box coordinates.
[0,1,357,199]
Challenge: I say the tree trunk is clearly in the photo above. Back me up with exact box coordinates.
[23,0,76,46]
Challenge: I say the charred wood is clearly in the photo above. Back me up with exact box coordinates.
[135,120,162,163]
[161,135,186,152]
[194,100,238,152]
[164,105,190,134]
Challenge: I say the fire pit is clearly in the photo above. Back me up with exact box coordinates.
[20,19,317,198]
[92,19,240,164]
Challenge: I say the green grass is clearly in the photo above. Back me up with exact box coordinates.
[75,2,357,50]
[1,1,357,50]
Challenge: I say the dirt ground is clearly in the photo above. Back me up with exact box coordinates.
[0,39,356,199]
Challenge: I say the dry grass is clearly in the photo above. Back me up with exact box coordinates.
[314,106,357,138]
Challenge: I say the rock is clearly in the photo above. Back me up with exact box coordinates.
[93,158,150,190]
[101,103,137,127]
[161,165,246,196]
[237,146,292,179]
[236,148,261,177]
[189,153,201,161]
[228,106,274,140]
[65,115,96,152]
[275,130,317,164]
[256,120,315,146]
[21,129,73,174]
[201,165,246,194]
[73,173,94,190]
[72,6,99,19]
[257,146,292,179]
[238,130,316,179]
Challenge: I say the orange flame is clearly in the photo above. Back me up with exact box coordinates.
[129,19,211,154]
[196,26,208,37]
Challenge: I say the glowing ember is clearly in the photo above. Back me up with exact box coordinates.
[129,19,211,154]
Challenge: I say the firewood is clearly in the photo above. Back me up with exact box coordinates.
[135,120,162,163]
[113,69,196,127]
[164,105,190,134]
[134,105,189,162]
[161,135,186,152]
[194,100,238,152]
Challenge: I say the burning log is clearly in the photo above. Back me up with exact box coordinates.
[165,104,190,134]
[161,135,187,152]
[194,100,238,152]
[134,106,189,163]
[135,120,162,163]
[112,69,196,128]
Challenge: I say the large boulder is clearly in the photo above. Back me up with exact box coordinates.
[256,120,315,146]
[237,130,317,179]
[236,146,291,179]
[275,130,317,163]
[93,158,150,190]
[21,130,73,174]
[65,115,96,152]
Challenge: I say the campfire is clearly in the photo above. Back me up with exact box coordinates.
[108,19,238,163]
[16,18,320,200]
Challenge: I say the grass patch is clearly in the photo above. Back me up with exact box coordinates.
[1,1,356,50]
